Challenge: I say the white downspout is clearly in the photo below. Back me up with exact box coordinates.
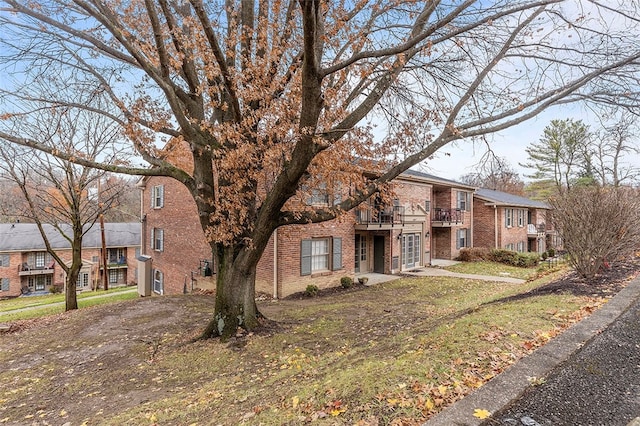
[273,228,278,299]
[494,205,499,249]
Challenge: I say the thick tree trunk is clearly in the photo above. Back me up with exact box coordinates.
[64,268,79,311]
[201,245,261,340]
[64,248,82,311]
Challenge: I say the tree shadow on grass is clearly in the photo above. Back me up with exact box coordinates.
[485,259,640,307]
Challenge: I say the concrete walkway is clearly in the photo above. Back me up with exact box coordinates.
[355,259,527,286]
[403,267,526,284]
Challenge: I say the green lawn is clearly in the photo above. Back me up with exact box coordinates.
[0,286,138,321]
[444,260,546,280]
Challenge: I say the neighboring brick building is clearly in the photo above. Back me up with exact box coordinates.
[0,223,141,298]
[473,188,555,254]
[138,169,478,298]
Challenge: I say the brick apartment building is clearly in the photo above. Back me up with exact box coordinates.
[0,223,141,298]
[473,188,556,253]
[138,170,477,298]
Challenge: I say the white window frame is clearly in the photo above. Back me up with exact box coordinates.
[311,238,330,272]
[153,269,164,295]
[108,248,125,264]
[505,209,513,228]
[457,229,468,249]
[151,185,164,209]
[35,252,46,268]
[109,269,124,284]
[151,228,164,252]
[457,191,468,211]
[301,237,342,276]
[30,275,51,291]
[517,209,525,227]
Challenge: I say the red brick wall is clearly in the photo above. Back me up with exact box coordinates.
[142,176,212,295]
[0,253,22,297]
[497,207,528,250]
[473,199,497,249]
[431,188,473,260]
[141,176,357,298]
[266,218,355,297]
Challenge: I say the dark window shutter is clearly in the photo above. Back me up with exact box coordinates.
[456,230,460,249]
[300,240,312,276]
[332,237,342,270]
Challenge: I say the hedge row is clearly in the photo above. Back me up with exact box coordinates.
[456,247,540,267]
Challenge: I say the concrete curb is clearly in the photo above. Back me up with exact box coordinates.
[423,276,640,426]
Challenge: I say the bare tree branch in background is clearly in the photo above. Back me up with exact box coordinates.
[0,102,128,310]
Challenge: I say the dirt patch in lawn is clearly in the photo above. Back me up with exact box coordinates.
[0,259,638,425]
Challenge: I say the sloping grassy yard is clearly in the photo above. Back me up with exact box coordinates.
[0,287,138,322]
[0,269,614,425]
[443,261,545,280]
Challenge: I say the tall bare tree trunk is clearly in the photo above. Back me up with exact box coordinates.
[64,233,82,311]
[201,245,260,340]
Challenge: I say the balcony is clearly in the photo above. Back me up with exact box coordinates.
[18,262,55,276]
[355,205,405,228]
[527,223,547,237]
[104,256,128,269]
[432,208,464,225]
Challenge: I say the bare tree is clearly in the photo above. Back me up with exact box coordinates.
[101,176,141,222]
[0,1,639,338]
[0,106,126,311]
[459,156,525,195]
[592,113,640,187]
[549,186,640,279]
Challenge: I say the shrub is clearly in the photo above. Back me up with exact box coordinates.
[49,285,62,294]
[340,276,353,289]
[488,249,539,268]
[304,284,319,297]
[547,247,555,257]
[456,247,491,262]
[541,251,548,260]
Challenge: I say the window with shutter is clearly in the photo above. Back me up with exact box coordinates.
[301,237,342,275]
[1,278,9,291]
[0,254,9,267]
[151,185,164,209]
[332,238,342,270]
[300,240,312,276]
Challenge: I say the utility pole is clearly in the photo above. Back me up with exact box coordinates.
[98,179,108,290]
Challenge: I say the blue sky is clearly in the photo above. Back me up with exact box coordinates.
[417,105,634,182]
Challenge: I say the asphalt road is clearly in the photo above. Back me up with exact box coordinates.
[488,293,640,426]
